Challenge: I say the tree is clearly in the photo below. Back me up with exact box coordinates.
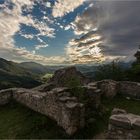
[126,46,140,82]
[94,60,125,81]
[134,46,140,64]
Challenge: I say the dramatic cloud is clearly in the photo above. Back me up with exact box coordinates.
[35,44,48,51]
[66,32,104,64]
[73,5,102,35]
[52,0,85,18]
[66,4,105,64]
[66,1,140,64]
[98,1,140,59]
[0,0,65,64]
[0,47,66,64]
[0,0,140,65]
[46,2,51,8]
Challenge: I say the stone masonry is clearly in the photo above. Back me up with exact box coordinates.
[96,80,140,99]
[119,81,140,99]
[107,108,140,139]
[0,83,101,135]
[0,88,85,135]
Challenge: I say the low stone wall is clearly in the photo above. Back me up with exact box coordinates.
[118,81,140,99]
[0,87,85,135]
[0,82,102,135]
[96,80,118,98]
[15,88,86,135]
[96,80,140,99]
[107,108,140,139]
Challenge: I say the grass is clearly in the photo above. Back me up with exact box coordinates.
[0,95,140,139]
[41,73,53,83]
[102,95,140,115]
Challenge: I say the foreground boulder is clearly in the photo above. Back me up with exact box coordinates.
[107,108,140,139]
[48,66,90,87]
[33,66,91,92]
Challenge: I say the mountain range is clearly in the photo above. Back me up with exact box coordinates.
[0,57,132,90]
[0,58,68,89]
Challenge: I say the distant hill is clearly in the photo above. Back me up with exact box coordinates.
[0,58,31,76]
[19,62,48,75]
[19,62,66,74]
[76,62,132,78]
[0,58,42,89]
[0,58,66,90]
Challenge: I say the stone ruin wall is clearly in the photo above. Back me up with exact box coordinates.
[0,83,101,136]
[96,81,140,139]
[119,81,140,99]
[0,88,85,135]
[107,108,140,139]
[96,80,140,99]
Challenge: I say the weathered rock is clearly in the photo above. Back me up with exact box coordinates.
[107,108,140,139]
[88,82,97,87]
[33,83,55,92]
[51,87,69,93]
[59,96,77,102]
[118,81,140,99]
[111,108,127,115]
[96,80,118,98]
[109,114,131,129]
[95,80,140,100]
[48,66,90,87]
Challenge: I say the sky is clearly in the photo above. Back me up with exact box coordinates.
[0,0,140,65]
